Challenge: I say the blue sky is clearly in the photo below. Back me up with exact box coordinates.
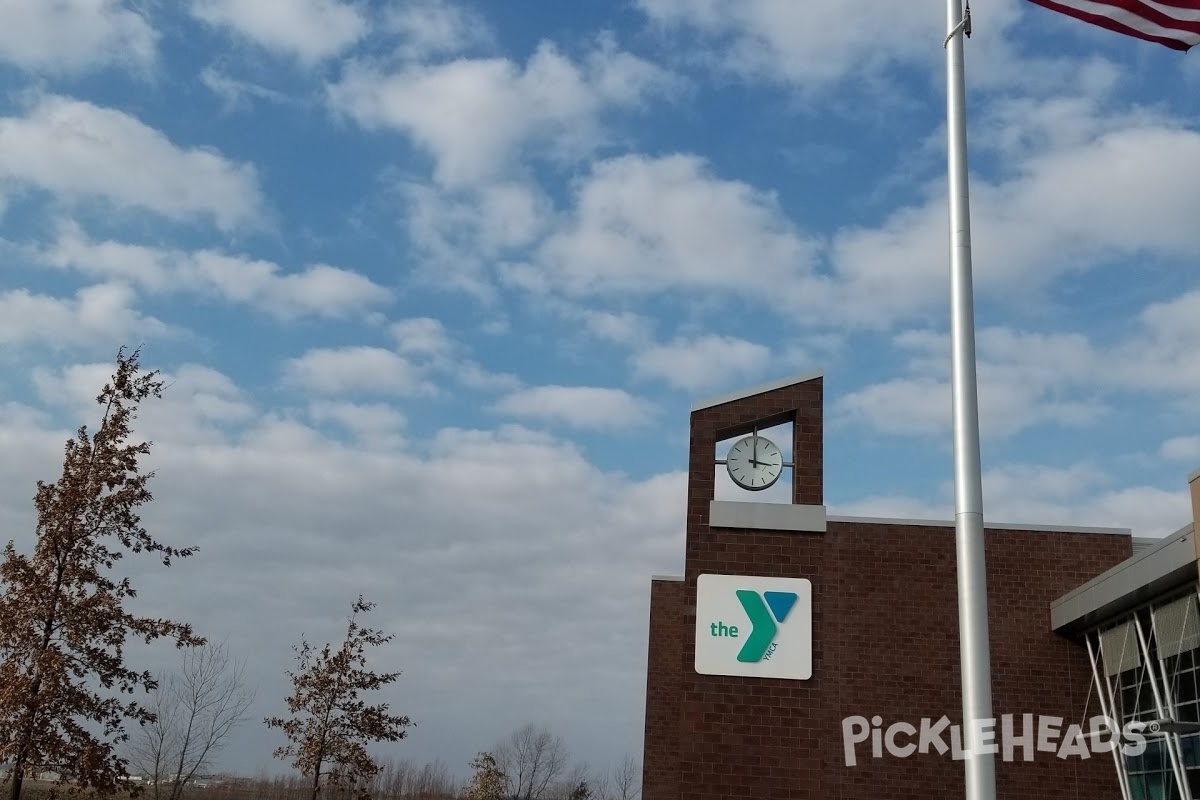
[2,0,1199,787]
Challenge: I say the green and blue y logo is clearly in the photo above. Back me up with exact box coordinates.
[695,574,812,680]
[735,589,797,662]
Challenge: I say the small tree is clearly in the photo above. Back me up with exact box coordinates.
[463,752,506,800]
[265,597,410,800]
[0,347,203,800]
[566,780,592,800]
[493,725,568,800]
[127,640,255,800]
[597,756,639,800]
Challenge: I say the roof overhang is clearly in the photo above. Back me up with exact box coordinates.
[1051,523,1197,637]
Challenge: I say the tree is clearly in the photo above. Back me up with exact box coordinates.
[0,347,202,800]
[127,640,255,800]
[493,725,568,800]
[565,780,592,800]
[265,597,410,800]
[373,757,457,798]
[463,752,506,800]
[596,756,639,800]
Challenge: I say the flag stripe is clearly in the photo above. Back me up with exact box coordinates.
[1026,0,1200,50]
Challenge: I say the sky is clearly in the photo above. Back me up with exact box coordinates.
[1,0,1200,786]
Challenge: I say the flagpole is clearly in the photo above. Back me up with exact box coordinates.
[944,2,997,800]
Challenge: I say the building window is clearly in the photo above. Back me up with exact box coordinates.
[1118,655,1177,800]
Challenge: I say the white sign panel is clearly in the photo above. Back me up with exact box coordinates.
[694,573,812,680]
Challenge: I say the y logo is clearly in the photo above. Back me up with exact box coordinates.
[695,574,812,680]
[735,590,798,662]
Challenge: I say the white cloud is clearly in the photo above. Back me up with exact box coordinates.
[835,460,1192,538]
[382,316,516,392]
[837,375,1105,440]
[200,67,292,111]
[982,462,1190,538]
[1161,436,1200,464]
[835,327,1107,439]
[0,284,171,351]
[0,0,156,74]
[402,179,552,294]
[429,95,1200,332]
[328,40,678,186]
[0,96,263,230]
[635,0,1112,98]
[33,361,254,445]
[282,347,433,396]
[492,386,653,430]
[42,224,390,319]
[308,400,406,447]
[191,0,366,63]
[579,309,653,346]
[1128,289,1200,394]
[391,317,455,357]
[508,154,821,303]
[636,0,936,90]
[837,289,1200,441]
[383,0,492,60]
[631,334,771,391]
[827,109,1200,326]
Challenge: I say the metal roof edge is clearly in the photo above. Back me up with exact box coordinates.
[826,514,1131,536]
[1050,523,1197,633]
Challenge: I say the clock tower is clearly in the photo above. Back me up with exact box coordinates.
[644,370,827,799]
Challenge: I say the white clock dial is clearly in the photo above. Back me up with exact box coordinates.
[725,435,783,491]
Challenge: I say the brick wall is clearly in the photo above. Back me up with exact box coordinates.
[643,577,684,800]
[641,375,1134,800]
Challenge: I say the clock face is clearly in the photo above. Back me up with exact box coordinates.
[725,435,783,491]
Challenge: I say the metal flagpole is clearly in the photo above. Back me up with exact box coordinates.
[944,1,997,799]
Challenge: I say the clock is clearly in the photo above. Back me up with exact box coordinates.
[725,435,783,491]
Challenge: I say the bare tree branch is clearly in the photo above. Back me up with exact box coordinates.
[493,725,569,800]
[126,640,255,800]
[596,756,640,800]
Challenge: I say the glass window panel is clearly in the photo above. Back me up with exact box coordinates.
[1183,735,1200,768]
[1174,670,1198,706]
[1146,770,1165,800]
[1142,689,1159,718]
[1186,767,1200,796]
[1145,740,1165,772]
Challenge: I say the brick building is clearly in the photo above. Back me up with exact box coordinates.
[642,371,1200,799]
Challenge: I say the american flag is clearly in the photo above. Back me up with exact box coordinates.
[1025,0,1200,51]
